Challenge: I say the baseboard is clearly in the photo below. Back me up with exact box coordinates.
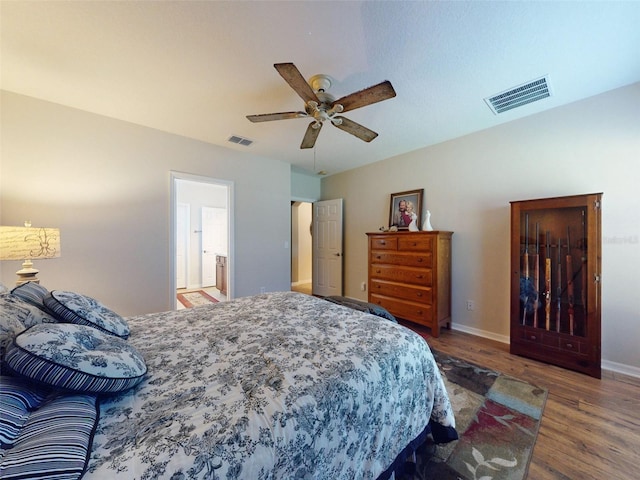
[601,360,640,384]
[451,324,510,345]
[451,324,640,381]
[291,279,312,287]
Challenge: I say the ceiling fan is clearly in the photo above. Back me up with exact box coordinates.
[246,63,396,149]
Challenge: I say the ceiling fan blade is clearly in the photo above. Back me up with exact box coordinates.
[332,80,396,113]
[332,116,378,143]
[246,111,307,123]
[274,63,319,104]
[300,121,322,149]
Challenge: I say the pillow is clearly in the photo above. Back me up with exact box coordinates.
[11,282,49,312]
[0,393,99,480]
[324,296,398,323]
[5,323,147,394]
[0,309,26,365]
[0,293,56,331]
[44,290,130,338]
[0,376,50,448]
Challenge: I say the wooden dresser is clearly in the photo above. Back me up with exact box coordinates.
[367,231,453,337]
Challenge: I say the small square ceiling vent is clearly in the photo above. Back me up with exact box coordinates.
[228,135,253,146]
[485,76,552,115]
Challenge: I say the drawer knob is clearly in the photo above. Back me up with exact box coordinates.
[376,269,381,273]
[416,274,423,279]
[566,343,573,348]
[417,310,423,315]
[418,257,423,262]
[530,335,537,340]
[380,241,386,245]
[416,292,423,297]
[376,255,381,259]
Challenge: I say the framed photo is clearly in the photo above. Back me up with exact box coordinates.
[389,189,423,230]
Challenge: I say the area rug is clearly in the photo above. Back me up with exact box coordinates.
[177,290,219,308]
[401,349,548,480]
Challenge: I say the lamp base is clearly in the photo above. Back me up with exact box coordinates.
[15,260,40,286]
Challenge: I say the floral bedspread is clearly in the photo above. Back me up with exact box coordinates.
[86,292,455,480]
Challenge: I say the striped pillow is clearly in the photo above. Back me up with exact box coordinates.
[5,323,147,394]
[0,393,99,480]
[11,282,49,311]
[0,376,49,448]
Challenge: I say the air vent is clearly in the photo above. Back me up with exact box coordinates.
[228,135,253,146]
[485,76,551,114]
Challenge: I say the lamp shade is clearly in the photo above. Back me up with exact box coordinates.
[0,226,61,261]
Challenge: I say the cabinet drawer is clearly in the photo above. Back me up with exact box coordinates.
[398,236,433,252]
[370,279,433,304]
[370,265,432,286]
[560,338,587,354]
[370,251,433,268]
[369,236,398,250]
[370,295,433,323]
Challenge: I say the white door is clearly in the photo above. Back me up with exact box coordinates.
[176,203,189,289]
[202,206,227,288]
[312,199,343,297]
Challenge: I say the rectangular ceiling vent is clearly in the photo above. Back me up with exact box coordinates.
[228,135,253,147]
[485,76,552,115]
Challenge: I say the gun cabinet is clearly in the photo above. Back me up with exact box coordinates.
[510,193,602,378]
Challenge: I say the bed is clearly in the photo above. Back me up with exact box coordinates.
[1,287,456,480]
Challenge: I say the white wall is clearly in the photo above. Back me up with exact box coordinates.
[1,91,292,315]
[322,82,640,375]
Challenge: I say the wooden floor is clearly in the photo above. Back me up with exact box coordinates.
[426,329,640,480]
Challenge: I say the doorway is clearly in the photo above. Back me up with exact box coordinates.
[291,201,312,295]
[171,172,233,309]
[290,198,343,297]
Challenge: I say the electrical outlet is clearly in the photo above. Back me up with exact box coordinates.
[466,300,475,311]
[260,287,266,294]
[361,282,367,291]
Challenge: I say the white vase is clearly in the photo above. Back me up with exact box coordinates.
[422,210,434,231]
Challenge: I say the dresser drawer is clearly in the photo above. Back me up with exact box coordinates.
[370,295,433,324]
[370,265,433,286]
[369,236,398,250]
[398,236,433,252]
[370,279,433,304]
[370,251,433,268]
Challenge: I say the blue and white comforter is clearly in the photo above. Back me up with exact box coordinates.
[86,292,455,479]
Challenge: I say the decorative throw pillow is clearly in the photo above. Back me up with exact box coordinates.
[0,393,99,480]
[11,282,49,312]
[0,294,56,332]
[5,323,147,394]
[0,376,50,448]
[0,308,26,365]
[44,290,130,338]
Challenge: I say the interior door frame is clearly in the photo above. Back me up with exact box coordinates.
[170,171,234,309]
[291,195,318,292]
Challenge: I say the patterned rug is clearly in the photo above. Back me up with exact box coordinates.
[402,349,548,480]
[177,290,219,308]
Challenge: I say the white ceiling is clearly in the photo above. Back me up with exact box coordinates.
[2,1,640,176]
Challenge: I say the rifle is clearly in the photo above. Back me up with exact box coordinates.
[556,234,562,333]
[566,226,575,335]
[532,222,540,328]
[544,231,551,330]
[522,214,530,325]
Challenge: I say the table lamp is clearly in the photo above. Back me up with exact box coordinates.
[0,222,61,285]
